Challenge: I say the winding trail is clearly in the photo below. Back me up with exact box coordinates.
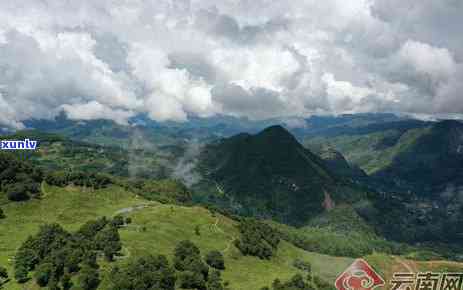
[394,257,418,273]
[114,204,151,215]
[211,217,237,254]
[40,181,48,197]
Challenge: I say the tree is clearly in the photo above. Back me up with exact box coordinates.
[0,266,8,285]
[77,265,100,290]
[182,256,209,280]
[109,255,176,290]
[266,274,314,290]
[0,267,7,279]
[205,251,225,270]
[61,272,73,290]
[179,270,206,290]
[14,247,38,273]
[76,217,108,240]
[47,276,60,290]
[174,240,201,270]
[64,247,82,273]
[5,183,29,201]
[34,262,53,287]
[293,259,311,273]
[81,251,98,269]
[111,215,125,228]
[235,219,280,259]
[95,225,121,261]
[0,208,5,219]
[207,270,224,290]
[14,266,28,283]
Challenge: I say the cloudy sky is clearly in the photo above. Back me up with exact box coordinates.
[0,0,462,128]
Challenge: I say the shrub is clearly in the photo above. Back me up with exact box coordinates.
[6,183,30,201]
[293,259,311,273]
[78,265,100,290]
[235,219,280,259]
[0,266,8,281]
[34,262,53,287]
[179,270,206,290]
[14,266,28,283]
[174,240,201,271]
[205,251,225,270]
[109,255,176,290]
[111,215,125,228]
[207,270,224,290]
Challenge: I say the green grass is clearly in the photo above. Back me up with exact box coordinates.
[0,184,354,290]
[2,184,463,290]
[0,184,142,290]
[106,204,353,290]
[305,127,430,174]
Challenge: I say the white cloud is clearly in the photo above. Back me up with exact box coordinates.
[0,92,24,129]
[396,40,456,82]
[0,0,462,128]
[61,101,135,125]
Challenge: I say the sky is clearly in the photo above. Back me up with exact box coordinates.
[0,0,462,129]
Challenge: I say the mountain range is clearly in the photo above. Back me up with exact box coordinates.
[2,113,463,245]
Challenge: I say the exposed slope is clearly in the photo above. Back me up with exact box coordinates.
[305,120,463,244]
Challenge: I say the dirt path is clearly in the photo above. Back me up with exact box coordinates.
[40,181,48,197]
[211,217,237,253]
[114,204,152,215]
[394,257,418,273]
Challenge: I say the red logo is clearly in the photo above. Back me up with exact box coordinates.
[335,259,385,290]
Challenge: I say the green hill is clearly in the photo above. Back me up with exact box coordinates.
[305,120,463,193]
[2,184,462,290]
[197,126,368,225]
[0,184,356,290]
[304,120,463,244]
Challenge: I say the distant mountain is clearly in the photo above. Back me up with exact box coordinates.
[317,147,368,180]
[18,112,422,148]
[305,120,463,243]
[196,125,368,225]
[373,120,463,195]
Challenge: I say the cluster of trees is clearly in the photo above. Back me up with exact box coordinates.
[14,216,123,289]
[234,219,280,259]
[0,266,8,288]
[292,259,311,273]
[275,220,406,258]
[0,152,43,201]
[45,170,112,189]
[124,179,193,204]
[174,240,227,290]
[108,240,227,290]
[109,255,176,290]
[261,273,332,290]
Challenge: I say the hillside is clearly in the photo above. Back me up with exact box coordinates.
[305,120,463,194]
[374,120,463,194]
[305,120,463,244]
[196,125,368,225]
[0,183,356,290]
[2,184,462,290]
